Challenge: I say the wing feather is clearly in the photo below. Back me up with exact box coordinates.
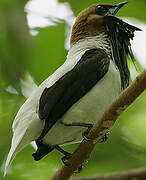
[38,48,110,140]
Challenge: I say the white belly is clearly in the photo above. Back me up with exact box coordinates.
[43,61,121,146]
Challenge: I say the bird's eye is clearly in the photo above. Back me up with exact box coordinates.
[96,5,108,16]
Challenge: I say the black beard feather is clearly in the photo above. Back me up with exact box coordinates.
[103,15,142,89]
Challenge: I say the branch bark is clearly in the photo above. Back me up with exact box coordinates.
[51,69,146,180]
[73,167,146,180]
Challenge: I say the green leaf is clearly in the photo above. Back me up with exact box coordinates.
[28,23,67,84]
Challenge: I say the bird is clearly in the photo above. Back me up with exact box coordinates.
[4,1,141,175]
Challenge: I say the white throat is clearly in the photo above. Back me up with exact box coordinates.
[67,32,111,62]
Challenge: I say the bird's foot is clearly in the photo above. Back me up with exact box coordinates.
[99,131,110,143]
[61,153,71,166]
[55,145,84,174]
[82,124,93,141]
[83,128,110,143]
[62,154,83,174]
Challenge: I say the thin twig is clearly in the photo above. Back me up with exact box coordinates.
[73,167,146,180]
[51,69,146,180]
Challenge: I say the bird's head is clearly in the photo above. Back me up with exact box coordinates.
[70,1,141,45]
[70,2,142,90]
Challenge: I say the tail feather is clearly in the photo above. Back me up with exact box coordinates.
[4,100,44,176]
[4,115,44,176]
[4,128,29,176]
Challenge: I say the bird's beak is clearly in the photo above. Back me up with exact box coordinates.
[107,1,128,16]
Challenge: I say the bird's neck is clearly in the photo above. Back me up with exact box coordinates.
[67,32,112,62]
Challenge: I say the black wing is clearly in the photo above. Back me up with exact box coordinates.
[38,48,110,140]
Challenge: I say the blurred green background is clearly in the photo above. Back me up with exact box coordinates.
[0,0,146,179]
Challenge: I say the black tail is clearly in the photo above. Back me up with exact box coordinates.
[32,140,54,161]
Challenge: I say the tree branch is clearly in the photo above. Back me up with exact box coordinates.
[51,69,146,180]
[73,167,146,180]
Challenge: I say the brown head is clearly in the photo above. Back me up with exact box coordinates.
[70,2,128,45]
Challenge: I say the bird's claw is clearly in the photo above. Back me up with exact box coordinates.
[74,165,83,174]
[61,154,83,174]
[82,124,93,141]
[99,131,110,143]
[61,154,71,166]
